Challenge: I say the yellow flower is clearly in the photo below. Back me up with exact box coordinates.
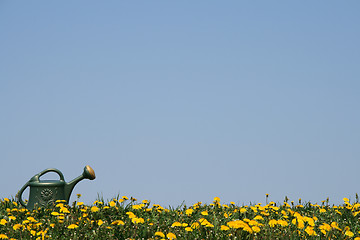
[345,231,354,237]
[240,208,247,213]
[331,222,341,231]
[343,197,350,202]
[185,209,194,215]
[167,232,176,239]
[252,226,261,233]
[214,197,220,202]
[8,216,16,221]
[201,211,208,216]
[191,222,200,229]
[91,206,99,212]
[155,232,165,238]
[277,220,289,227]
[319,223,331,232]
[319,208,326,213]
[97,220,104,226]
[126,212,136,219]
[227,220,248,229]
[22,220,29,224]
[221,225,230,231]
[171,222,182,227]
[76,194,82,198]
[111,220,125,225]
[199,218,212,226]
[108,201,116,207]
[27,217,37,222]
[60,207,70,213]
[305,226,316,236]
[77,202,84,206]
[185,227,193,232]
[254,215,263,221]
[4,198,9,202]
[0,234,8,239]
[13,224,22,230]
[269,219,277,227]
[68,224,79,229]
[0,219,7,225]
[142,199,149,204]
[132,217,144,224]
[132,204,142,210]
[122,196,128,200]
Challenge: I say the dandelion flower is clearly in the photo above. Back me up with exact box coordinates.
[185,227,193,232]
[0,234,8,239]
[68,224,79,229]
[345,231,354,237]
[252,226,261,233]
[132,217,144,224]
[171,222,182,227]
[109,201,116,207]
[167,232,176,239]
[154,232,165,238]
[0,219,7,225]
[13,224,22,231]
[111,220,125,225]
[191,222,200,229]
[185,209,194,215]
[221,225,230,231]
[97,220,104,226]
[269,219,277,227]
[91,206,99,212]
[305,226,316,236]
[201,211,208,216]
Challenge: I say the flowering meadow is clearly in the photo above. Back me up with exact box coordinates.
[1,195,360,239]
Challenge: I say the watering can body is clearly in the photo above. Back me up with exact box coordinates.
[17,166,95,210]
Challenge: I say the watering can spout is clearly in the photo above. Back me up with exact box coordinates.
[64,165,96,202]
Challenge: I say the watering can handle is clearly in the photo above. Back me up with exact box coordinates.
[17,182,29,208]
[17,168,65,208]
[37,168,65,181]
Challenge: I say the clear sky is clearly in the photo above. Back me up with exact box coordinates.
[1,1,360,207]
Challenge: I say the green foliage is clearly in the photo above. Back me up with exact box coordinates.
[0,195,360,239]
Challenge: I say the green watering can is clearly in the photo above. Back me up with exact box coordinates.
[17,165,96,210]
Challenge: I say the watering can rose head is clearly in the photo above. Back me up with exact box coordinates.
[83,165,96,180]
[17,165,96,210]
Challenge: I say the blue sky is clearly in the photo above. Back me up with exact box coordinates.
[1,1,360,207]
